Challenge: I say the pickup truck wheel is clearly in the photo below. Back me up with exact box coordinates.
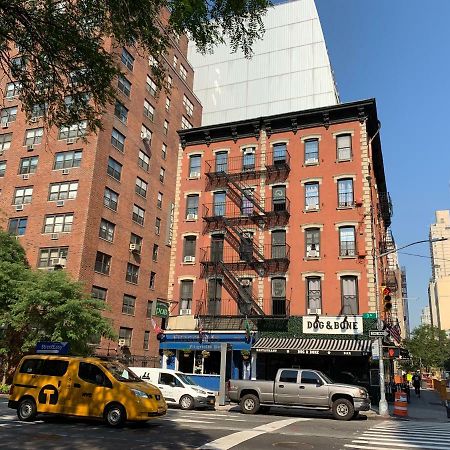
[332,398,354,421]
[240,394,260,414]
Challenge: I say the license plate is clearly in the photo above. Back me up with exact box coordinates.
[208,399,215,404]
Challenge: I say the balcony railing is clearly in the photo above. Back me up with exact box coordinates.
[205,153,264,178]
[265,149,291,173]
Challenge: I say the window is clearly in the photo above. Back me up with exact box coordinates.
[272,185,286,212]
[135,177,148,198]
[159,167,165,183]
[180,280,193,313]
[144,100,155,121]
[186,194,199,218]
[20,359,68,377]
[155,217,161,235]
[79,362,111,387]
[126,264,139,284]
[163,120,169,135]
[181,116,192,130]
[157,192,163,209]
[272,143,287,165]
[95,251,111,275]
[0,160,5,177]
[208,278,222,315]
[306,277,322,313]
[132,204,145,225]
[149,54,158,67]
[146,76,157,96]
[149,272,156,290]
[24,127,43,145]
[5,82,21,99]
[54,150,82,169]
[117,74,131,97]
[143,331,150,350]
[242,148,255,171]
[138,150,150,171]
[305,228,320,258]
[165,98,171,112]
[272,277,286,316]
[114,101,128,124]
[92,286,107,301]
[183,236,196,260]
[19,156,38,174]
[271,230,286,259]
[339,226,356,257]
[31,103,47,118]
[107,157,122,181]
[179,64,187,81]
[167,75,173,88]
[341,276,359,314]
[14,186,33,205]
[58,121,87,140]
[337,179,354,207]
[162,143,167,160]
[121,48,134,70]
[183,95,194,117]
[8,217,27,236]
[211,234,224,262]
[130,233,143,247]
[173,55,178,68]
[337,134,352,161]
[11,56,25,71]
[99,218,115,242]
[215,151,228,173]
[141,124,152,143]
[241,188,254,216]
[305,139,319,164]
[43,213,73,233]
[213,191,226,216]
[305,182,319,210]
[279,370,298,383]
[152,244,159,262]
[38,247,68,268]
[119,327,132,347]
[104,187,119,211]
[48,181,78,201]
[239,232,253,261]
[301,371,322,385]
[189,155,201,178]
[160,372,182,387]
[1,106,17,123]
[111,128,125,152]
[0,133,12,151]
[147,300,154,317]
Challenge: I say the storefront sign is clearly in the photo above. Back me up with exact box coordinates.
[254,348,369,356]
[165,202,175,247]
[303,315,363,335]
[155,300,169,318]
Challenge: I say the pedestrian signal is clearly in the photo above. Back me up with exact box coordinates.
[382,286,392,312]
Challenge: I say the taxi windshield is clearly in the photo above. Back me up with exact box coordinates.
[102,362,141,382]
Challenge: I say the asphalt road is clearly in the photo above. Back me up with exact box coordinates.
[2,398,450,450]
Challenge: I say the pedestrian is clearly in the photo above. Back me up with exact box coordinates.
[412,371,421,398]
[406,371,413,387]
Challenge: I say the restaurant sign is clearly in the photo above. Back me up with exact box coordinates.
[303,315,363,335]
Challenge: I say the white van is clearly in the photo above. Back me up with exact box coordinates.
[130,368,216,410]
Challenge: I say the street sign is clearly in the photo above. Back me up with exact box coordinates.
[363,313,377,319]
[369,330,388,338]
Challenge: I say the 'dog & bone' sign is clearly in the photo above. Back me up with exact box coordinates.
[303,315,363,335]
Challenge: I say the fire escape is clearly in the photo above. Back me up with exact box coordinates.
[198,146,291,326]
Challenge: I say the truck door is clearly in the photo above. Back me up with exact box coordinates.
[274,369,300,405]
[298,370,329,406]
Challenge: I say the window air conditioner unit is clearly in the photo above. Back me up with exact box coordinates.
[62,168,70,175]
[241,279,251,286]
[0,150,3,156]
[15,204,24,211]
[51,233,59,240]
[141,132,150,141]
[180,309,192,315]
[22,173,29,180]
[129,243,142,253]
[26,145,34,151]
[66,138,75,145]
[30,117,39,123]
[186,213,197,221]
[183,256,195,263]
[51,257,66,268]
[307,308,322,315]
[190,172,200,179]
[118,338,126,347]
[1,121,9,129]
[307,250,319,258]
[56,200,65,207]
[305,204,318,211]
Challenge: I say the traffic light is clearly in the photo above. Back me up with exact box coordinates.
[382,286,392,312]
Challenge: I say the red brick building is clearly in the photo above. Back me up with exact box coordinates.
[0,36,201,364]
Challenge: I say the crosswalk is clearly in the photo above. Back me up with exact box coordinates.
[344,420,450,450]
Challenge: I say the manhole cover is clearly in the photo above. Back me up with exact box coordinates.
[273,443,313,449]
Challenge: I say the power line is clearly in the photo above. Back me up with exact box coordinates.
[398,251,450,263]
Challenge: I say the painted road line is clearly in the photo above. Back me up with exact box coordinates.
[362,431,450,440]
[168,418,215,424]
[348,439,450,450]
[198,417,309,450]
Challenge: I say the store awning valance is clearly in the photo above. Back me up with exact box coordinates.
[253,337,372,356]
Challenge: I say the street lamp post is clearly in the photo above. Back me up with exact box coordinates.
[374,236,447,417]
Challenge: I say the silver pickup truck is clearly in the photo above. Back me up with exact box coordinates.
[227,368,370,420]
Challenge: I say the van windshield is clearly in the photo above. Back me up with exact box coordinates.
[176,373,197,386]
[102,362,141,383]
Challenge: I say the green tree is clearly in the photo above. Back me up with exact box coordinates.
[0,231,115,382]
[404,324,450,371]
[0,0,271,134]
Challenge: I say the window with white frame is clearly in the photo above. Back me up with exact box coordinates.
[14,186,33,204]
[183,95,194,117]
[271,278,286,316]
[38,247,68,268]
[138,150,150,171]
[186,194,199,218]
[48,181,78,201]
[165,97,170,111]
[162,143,167,159]
[339,226,356,256]
[1,106,17,123]
[19,156,38,174]
[144,100,155,121]
[341,276,358,314]
[305,228,320,258]
[305,182,319,210]
[0,133,12,151]
[99,218,115,242]
[44,213,73,233]
[183,236,196,260]
[159,167,165,183]
[146,76,157,96]
[189,154,201,178]
[179,64,187,81]
[104,187,119,211]
[337,178,354,207]
[5,82,21,99]
[163,120,168,135]
[242,147,255,171]
[304,139,319,164]
[157,192,163,208]
[135,177,148,198]
[132,204,145,225]
[0,160,5,177]
[58,121,87,140]
[141,124,152,143]
[54,150,82,169]
[180,280,193,313]
[181,116,192,130]
[306,277,322,313]
[271,230,286,259]
[24,128,43,145]
[173,55,178,68]
[337,134,352,161]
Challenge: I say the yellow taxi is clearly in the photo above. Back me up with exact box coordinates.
[8,355,167,426]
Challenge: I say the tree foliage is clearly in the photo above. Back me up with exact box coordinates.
[403,324,450,371]
[0,0,271,134]
[0,230,115,381]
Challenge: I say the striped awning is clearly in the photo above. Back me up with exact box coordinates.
[253,337,372,356]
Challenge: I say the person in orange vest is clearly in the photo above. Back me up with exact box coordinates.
[412,371,421,398]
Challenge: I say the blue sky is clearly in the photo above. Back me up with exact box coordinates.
[315,0,450,329]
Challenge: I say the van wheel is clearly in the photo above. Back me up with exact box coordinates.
[17,398,37,422]
[104,403,126,427]
[240,394,260,414]
[332,398,354,421]
[180,395,195,410]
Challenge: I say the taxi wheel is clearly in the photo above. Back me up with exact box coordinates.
[179,395,195,410]
[17,398,37,422]
[104,403,126,427]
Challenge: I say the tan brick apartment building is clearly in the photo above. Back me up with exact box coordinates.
[162,99,396,382]
[0,35,201,363]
